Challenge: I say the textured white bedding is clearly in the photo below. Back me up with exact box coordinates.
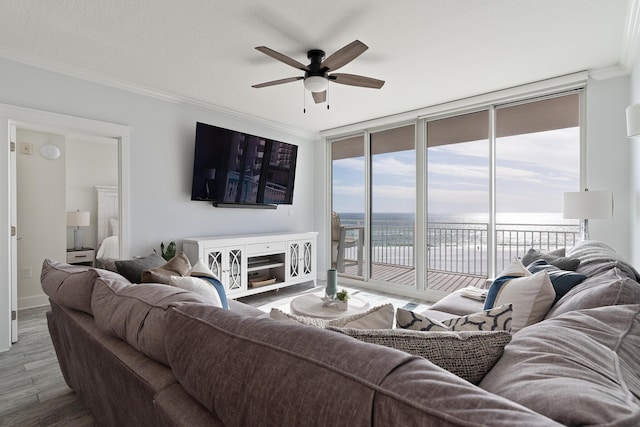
[97,235,119,259]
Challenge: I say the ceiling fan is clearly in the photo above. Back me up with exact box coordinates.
[252,40,385,104]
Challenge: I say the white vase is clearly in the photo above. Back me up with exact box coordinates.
[336,300,348,311]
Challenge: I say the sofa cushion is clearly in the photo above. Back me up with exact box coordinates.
[545,267,640,319]
[115,253,166,283]
[166,303,558,426]
[396,304,512,332]
[91,278,206,366]
[479,304,640,425]
[526,259,587,302]
[327,327,511,385]
[485,269,555,332]
[568,240,640,280]
[40,259,129,315]
[426,288,486,318]
[141,252,191,283]
[270,303,394,329]
[521,247,580,270]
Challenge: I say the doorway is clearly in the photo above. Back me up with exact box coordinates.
[0,104,130,352]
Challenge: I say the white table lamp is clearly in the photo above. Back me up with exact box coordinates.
[563,189,613,241]
[67,210,90,250]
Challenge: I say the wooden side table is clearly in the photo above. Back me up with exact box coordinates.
[290,293,370,319]
[67,248,95,266]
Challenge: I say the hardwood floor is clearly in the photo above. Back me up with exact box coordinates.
[0,282,433,426]
[0,305,93,426]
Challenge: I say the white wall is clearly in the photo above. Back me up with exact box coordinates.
[16,129,66,308]
[0,58,316,259]
[585,75,632,259]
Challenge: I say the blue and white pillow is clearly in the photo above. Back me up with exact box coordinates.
[484,259,555,333]
[526,259,587,302]
[396,304,513,332]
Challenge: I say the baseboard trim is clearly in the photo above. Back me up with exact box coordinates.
[18,294,49,310]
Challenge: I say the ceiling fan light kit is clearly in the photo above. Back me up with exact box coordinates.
[252,40,384,106]
[304,76,328,92]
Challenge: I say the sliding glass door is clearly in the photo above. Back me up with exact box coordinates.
[370,125,416,285]
[328,90,582,296]
[331,135,366,279]
[426,111,490,290]
[494,93,581,271]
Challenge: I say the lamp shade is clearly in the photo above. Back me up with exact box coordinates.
[563,190,613,219]
[67,211,90,227]
[202,168,216,179]
[627,103,640,137]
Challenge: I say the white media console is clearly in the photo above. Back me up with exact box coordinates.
[183,232,318,299]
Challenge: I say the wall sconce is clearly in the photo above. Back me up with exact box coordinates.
[67,210,91,250]
[563,189,613,241]
[626,103,640,137]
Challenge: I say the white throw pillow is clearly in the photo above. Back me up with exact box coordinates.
[500,257,532,278]
[170,276,222,308]
[484,270,555,333]
[270,303,394,329]
[188,258,218,279]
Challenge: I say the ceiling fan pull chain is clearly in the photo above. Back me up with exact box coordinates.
[327,85,330,110]
[303,84,306,114]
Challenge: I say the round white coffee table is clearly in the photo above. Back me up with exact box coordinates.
[290,293,371,319]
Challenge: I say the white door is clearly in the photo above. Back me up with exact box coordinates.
[10,123,17,342]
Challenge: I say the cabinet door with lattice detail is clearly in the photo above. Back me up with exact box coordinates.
[287,239,315,283]
[225,247,245,294]
[204,246,247,295]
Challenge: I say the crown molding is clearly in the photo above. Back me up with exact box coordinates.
[589,64,630,81]
[0,47,317,141]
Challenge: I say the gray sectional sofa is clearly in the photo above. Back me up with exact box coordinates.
[41,240,640,426]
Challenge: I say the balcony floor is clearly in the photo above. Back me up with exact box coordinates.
[341,262,487,292]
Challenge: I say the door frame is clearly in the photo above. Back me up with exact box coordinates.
[0,103,130,351]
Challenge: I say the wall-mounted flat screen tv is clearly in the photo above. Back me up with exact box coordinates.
[191,122,298,206]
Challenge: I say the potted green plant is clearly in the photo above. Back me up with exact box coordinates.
[336,289,349,311]
[154,241,176,261]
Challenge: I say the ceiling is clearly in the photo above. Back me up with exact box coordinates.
[0,0,636,138]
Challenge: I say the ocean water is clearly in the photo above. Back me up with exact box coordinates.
[339,211,576,226]
[336,211,579,275]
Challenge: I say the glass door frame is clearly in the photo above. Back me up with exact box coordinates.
[323,73,587,300]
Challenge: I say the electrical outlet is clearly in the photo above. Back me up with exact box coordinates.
[19,143,33,155]
[22,267,32,278]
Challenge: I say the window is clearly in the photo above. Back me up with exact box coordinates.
[328,89,582,296]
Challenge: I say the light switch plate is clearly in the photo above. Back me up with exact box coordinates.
[19,143,33,155]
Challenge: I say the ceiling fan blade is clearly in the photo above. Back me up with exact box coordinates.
[321,40,368,72]
[252,76,303,88]
[255,46,310,71]
[330,73,385,89]
[312,91,327,104]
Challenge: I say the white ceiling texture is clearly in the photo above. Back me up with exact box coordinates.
[0,0,637,137]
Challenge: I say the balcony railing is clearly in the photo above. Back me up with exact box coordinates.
[340,219,579,278]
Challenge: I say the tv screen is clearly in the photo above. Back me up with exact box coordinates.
[191,122,298,206]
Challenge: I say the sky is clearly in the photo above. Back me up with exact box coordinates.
[332,127,580,217]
